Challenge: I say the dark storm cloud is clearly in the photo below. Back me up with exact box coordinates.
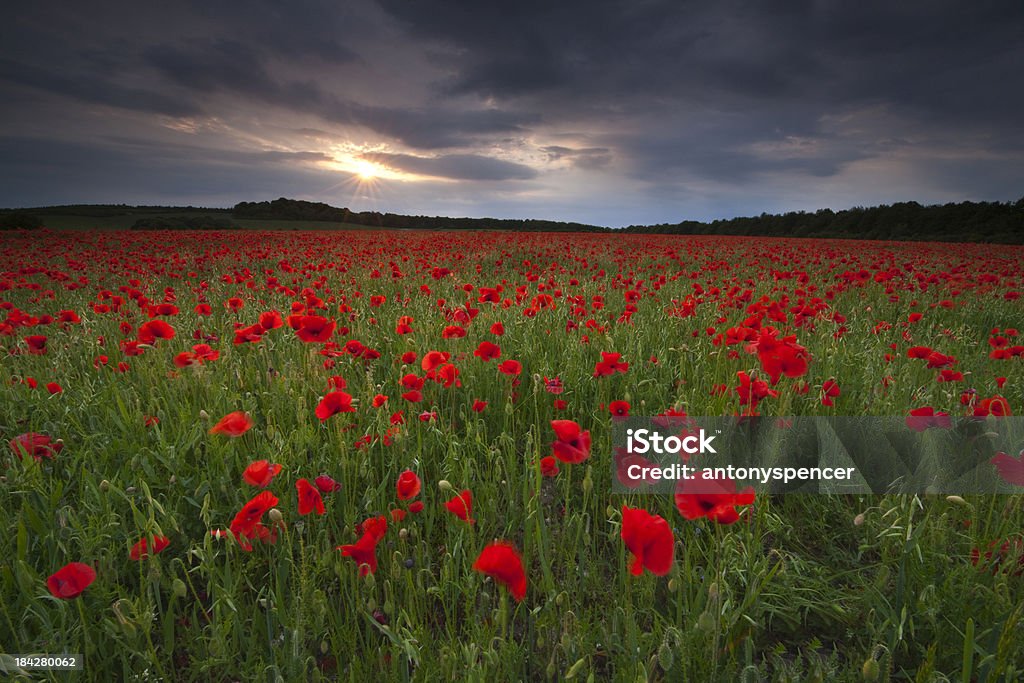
[0,0,1021,222]
[360,152,538,180]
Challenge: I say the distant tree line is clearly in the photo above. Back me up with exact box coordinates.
[232,198,606,233]
[5,197,1023,242]
[619,199,1024,244]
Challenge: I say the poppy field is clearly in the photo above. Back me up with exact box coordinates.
[1,228,1023,681]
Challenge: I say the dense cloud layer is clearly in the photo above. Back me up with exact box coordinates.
[1,0,1021,225]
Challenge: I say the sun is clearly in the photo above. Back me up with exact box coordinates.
[352,158,381,181]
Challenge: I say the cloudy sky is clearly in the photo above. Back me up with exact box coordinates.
[1,0,1022,226]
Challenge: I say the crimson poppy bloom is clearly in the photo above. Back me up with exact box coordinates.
[621,505,674,576]
[230,490,279,538]
[25,335,47,354]
[295,315,336,343]
[675,471,757,524]
[444,489,474,524]
[498,359,522,376]
[296,478,326,516]
[9,432,63,461]
[47,562,96,599]
[490,322,505,336]
[258,310,283,330]
[906,407,951,431]
[674,470,755,525]
[472,399,488,412]
[820,379,840,407]
[46,382,63,394]
[593,351,629,377]
[473,542,527,602]
[243,460,282,487]
[339,532,382,576]
[992,450,1024,486]
[550,420,591,464]
[138,320,176,344]
[396,470,421,500]
[540,456,560,477]
[209,411,253,436]
[129,535,170,560]
[750,329,809,384]
[474,341,502,362]
[315,390,355,420]
[609,400,631,417]
[315,474,342,492]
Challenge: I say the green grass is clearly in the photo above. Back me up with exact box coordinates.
[0,229,1022,681]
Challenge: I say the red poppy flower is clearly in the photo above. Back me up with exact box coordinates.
[258,310,283,330]
[621,505,674,576]
[47,562,96,599]
[396,469,422,500]
[315,474,341,492]
[609,400,631,417]
[129,535,170,560]
[593,351,629,377]
[820,379,840,407]
[444,489,475,524]
[474,341,502,362]
[472,399,488,413]
[490,322,505,336]
[233,324,265,345]
[138,320,176,344]
[992,450,1024,486]
[391,508,407,522]
[209,411,253,436]
[550,420,591,464]
[230,490,279,538]
[421,350,450,372]
[296,478,326,516]
[749,329,809,384]
[9,432,63,461]
[339,532,382,576]
[25,334,47,354]
[315,390,355,420]
[974,396,1012,417]
[498,359,522,376]
[401,351,418,365]
[473,542,527,602]
[906,407,951,431]
[372,393,388,408]
[243,460,282,487]
[46,382,63,394]
[540,456,560,477]
[295,315,336,343]
[674,471,755,525]
[357,515,388,541]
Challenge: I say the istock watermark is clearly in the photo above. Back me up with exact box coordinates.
[611,415,1024,495]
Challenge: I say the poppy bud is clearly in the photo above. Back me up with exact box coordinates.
[366,597,376,611]
[707,582,719,602]
[364,574,375,589]
[657,642,674,671]
[945,495,968,506]
[268,508,283,524]
[696,610,716,632]
[582,469,593,494]
[320,641,329,655]
[172,578,187,598]
[565,657,586,679]
[199,409,209,420]
[853,513,866,526]
[100,479,110,491]
[668,578,678,592]
[438,479,453,492]
[399,528,408,541]
[861,657,879,681]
